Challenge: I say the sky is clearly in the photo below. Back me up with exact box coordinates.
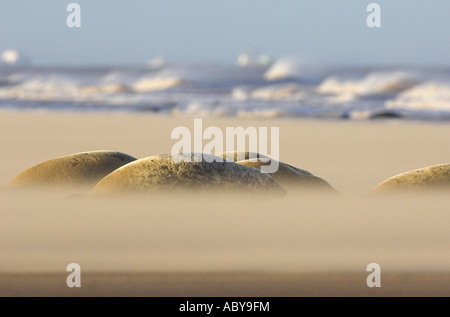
[0,0,449,66]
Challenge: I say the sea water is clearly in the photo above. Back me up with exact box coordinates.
[0,59,449,121]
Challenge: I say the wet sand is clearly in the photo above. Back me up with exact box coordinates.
[2,272,449,297]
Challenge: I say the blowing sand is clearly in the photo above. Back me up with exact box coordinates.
[0,110,449,296]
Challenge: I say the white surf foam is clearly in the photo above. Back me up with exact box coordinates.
[132,77,185,92]
[385,82,450,111]
[318,71,420,101]
[0,74,81,100]
[263,57,304,81]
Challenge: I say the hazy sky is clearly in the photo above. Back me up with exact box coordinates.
[1,0,449,66]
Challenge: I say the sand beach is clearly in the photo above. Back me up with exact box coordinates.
[0,110,449,296]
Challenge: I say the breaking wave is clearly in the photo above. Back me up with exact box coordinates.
[263,57,304,81]
[318,71,420,101]
[385,82,450,111]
